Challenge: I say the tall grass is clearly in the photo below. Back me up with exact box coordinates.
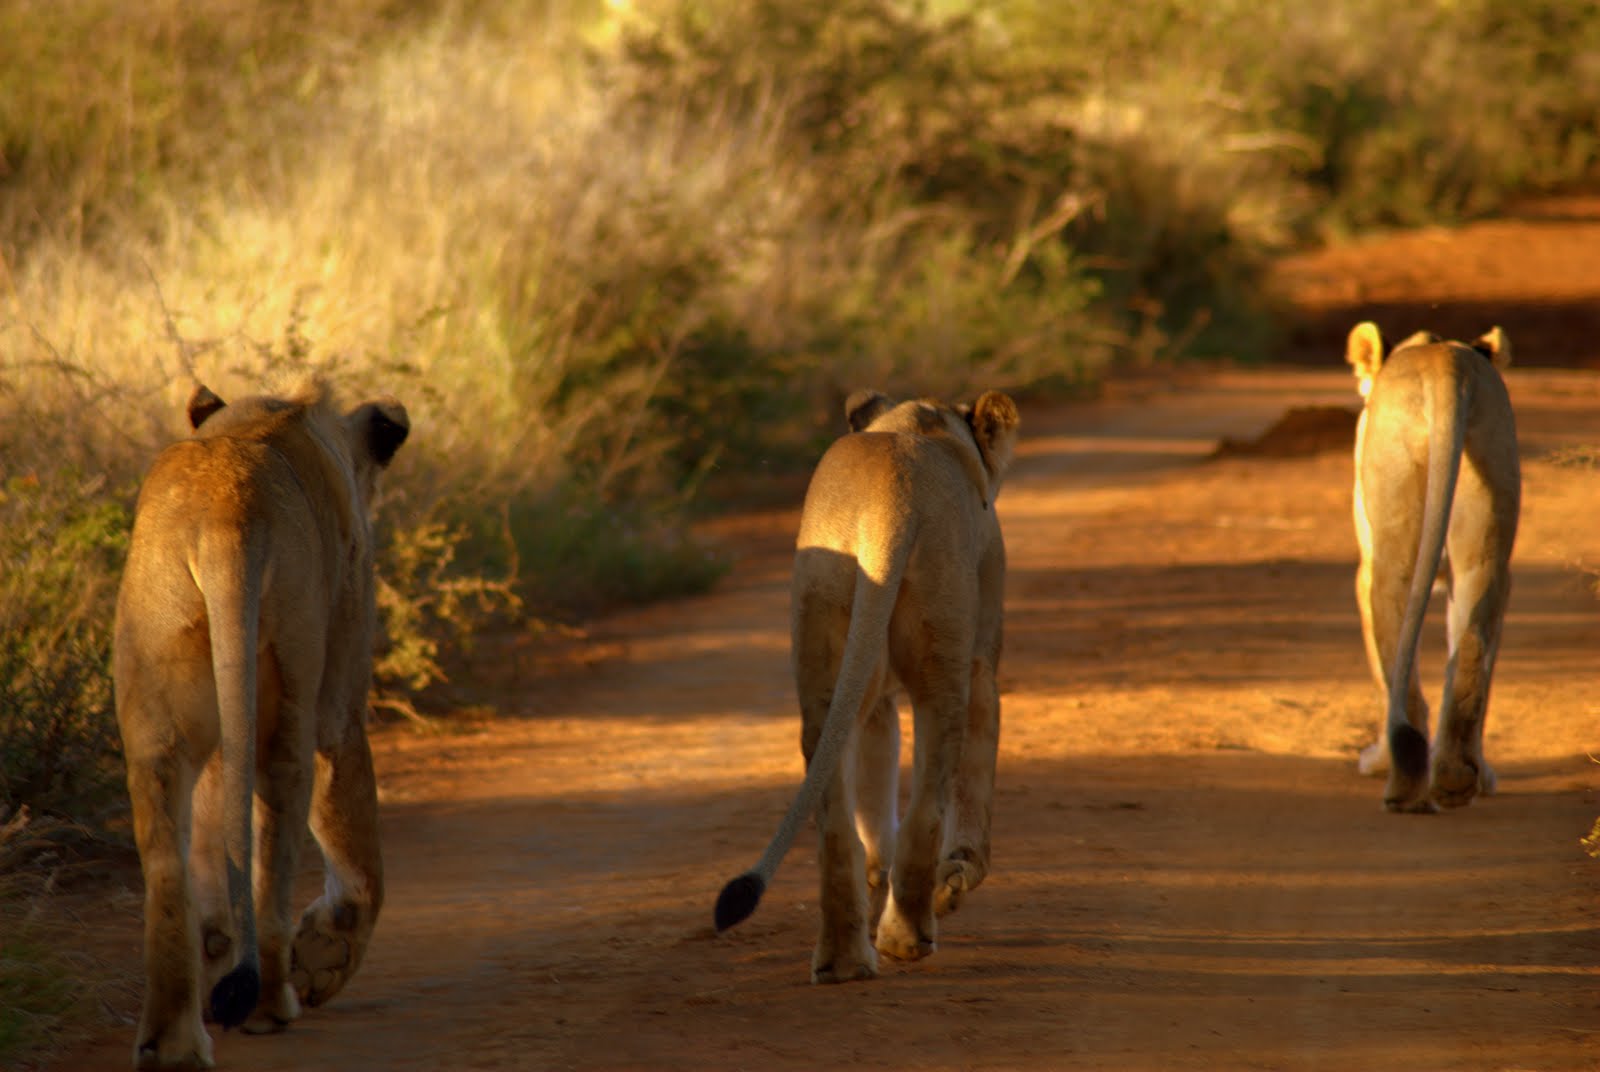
[0,472,128,819]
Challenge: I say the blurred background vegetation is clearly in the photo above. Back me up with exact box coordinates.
[2,0,1599,883]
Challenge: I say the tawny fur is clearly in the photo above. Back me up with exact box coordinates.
[716,389,1019,985]
[1345,322,1519,813]
[114,379,407,1070]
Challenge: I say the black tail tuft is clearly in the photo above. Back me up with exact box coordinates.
[209,962,261,1029]
[714,871,766,932]
[1389,723,1430,781]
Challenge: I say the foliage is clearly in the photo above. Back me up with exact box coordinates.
[610,0,1143,360]
[374,518,522,709]
[497,488,730,616]
[0,471,130,820]
[1010,0,1600,237]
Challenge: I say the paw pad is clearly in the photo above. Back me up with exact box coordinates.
[290,904,363,1008]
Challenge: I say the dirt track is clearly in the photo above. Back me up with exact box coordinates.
[62,208,1600,1071]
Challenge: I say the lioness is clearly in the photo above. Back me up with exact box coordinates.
[1345,321,1519,812]
[114,380,408,1069]
[715,389,1020,983]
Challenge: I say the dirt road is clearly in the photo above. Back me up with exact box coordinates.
[62,210,1600,1071]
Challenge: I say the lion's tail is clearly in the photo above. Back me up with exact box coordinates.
[199,526,264,1026]
[1386,364,1470,789]
[715,525,913,932]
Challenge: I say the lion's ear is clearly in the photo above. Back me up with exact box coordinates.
[844,390,893,432]
[1345,321,1385,399]
[968,390,1021,484]
[187,384,226,430]
[1471,326,1512,370]
[354,399,410,467]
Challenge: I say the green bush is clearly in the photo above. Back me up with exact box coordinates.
[495,488,729,616]
[374,517,523,713]
[609,1,1281,361]
[0,471,130,821]
[612,0,1125,365]
[1263,0,1600,232]
[1014,0,1600,237]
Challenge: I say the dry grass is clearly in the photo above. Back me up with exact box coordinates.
[1,806,140,1070]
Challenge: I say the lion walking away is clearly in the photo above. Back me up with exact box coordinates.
[114,380,408,1069]
[716,389,1020,984]
[1344,322,1519,813]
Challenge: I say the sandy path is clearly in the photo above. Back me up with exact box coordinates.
[60,357,1600,1071]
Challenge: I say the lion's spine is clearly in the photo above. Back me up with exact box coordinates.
[198,524,264,1026]
[716,510,914,932]
[1386,367,1470,788]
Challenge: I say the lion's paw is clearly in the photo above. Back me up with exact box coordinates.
[1430,754,1484,810]
[875,898,935,962]
[811,941,878,985]
[290,901,363,1008]
[934,850,983,918]
[1383,755,1435,813]
[134,1014,214,1071]
[1357,739,1388,776]
[240,982,300,1035]
[1384,769,1437,812]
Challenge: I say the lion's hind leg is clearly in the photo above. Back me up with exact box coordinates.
[877,650,969,962]
[810,748,878,984]
[792,573,879,985]
[126,750,214,1071]
[245,679,316,1034]
[291,722,384,1008]
[936,654,1000,918]
[1359,487,1435,812]
[1429,557,1508,808]
[852,693,900,940]
[803,687,879,985]
[1355,557,1395,777]
[188,753,236,1016]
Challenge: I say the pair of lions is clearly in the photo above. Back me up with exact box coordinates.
[720,320,1519,980]
[115,380,407,1069]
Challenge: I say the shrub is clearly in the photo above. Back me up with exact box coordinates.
[0,471,130,821]
[612,0,1123,368]
[611,0,1300,361]
[373,517,523,719]
[495,488,729,616]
